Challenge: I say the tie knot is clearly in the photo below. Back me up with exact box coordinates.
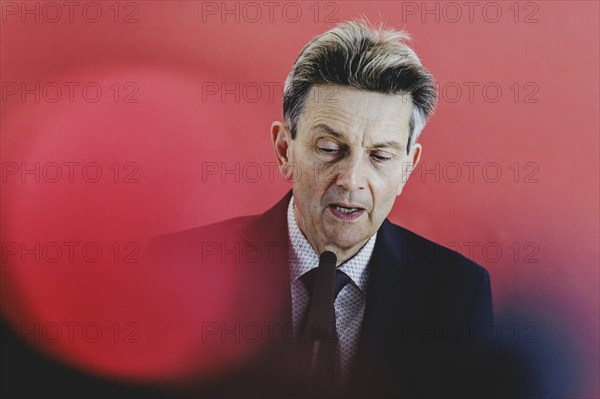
[302,268,352,300]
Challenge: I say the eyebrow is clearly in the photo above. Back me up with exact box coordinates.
[312,123,343,138]
[311,123,405,151]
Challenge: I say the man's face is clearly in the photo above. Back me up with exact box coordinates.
[272,85,421,261]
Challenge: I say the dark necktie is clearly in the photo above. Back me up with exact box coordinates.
[299,252,352,392]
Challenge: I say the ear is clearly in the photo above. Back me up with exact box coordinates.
[270,121,294,181]
[397,143,422,195]
[408,142,422,166]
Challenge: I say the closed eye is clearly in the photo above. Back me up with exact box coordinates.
[319,147,339,153]
[316,138,342,155]
[370,151,393,161]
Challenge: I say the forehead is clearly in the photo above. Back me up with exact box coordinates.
[298,85,413,142]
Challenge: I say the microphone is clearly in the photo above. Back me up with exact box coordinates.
[305,250,338,376]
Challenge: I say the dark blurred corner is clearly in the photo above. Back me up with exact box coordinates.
[0,313,583,398]
[0,318,166,399]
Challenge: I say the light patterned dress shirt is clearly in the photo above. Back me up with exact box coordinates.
[287,196,376,382]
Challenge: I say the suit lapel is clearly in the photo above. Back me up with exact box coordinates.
[351,219,434,392]
[238,191,293,326]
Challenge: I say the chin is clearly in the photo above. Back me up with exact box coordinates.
[326,230,368,251]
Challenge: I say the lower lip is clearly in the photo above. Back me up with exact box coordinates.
[329,205,365,221]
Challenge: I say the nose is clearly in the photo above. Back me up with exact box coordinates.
[336,153,367,191]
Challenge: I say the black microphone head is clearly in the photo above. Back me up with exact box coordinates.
[319,251,337,267]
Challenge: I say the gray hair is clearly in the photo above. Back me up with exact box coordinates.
[283,19,437,153]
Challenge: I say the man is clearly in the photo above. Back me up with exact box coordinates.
[149,20,493,398]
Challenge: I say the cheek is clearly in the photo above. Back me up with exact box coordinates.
[373,180,401,211]
[382,167,406,196]
[300,162,333,193]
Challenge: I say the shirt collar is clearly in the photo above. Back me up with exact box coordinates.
[287,195,376,294]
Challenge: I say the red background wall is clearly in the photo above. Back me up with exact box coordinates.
[1,1,598,397]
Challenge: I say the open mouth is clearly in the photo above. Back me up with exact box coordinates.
[329,204,365,220]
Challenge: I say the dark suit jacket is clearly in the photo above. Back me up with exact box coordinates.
[147,191,494,398]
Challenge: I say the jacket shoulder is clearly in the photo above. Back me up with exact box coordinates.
[383,219,488,277]
[146,214,260,257]
[380,220,493,323]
